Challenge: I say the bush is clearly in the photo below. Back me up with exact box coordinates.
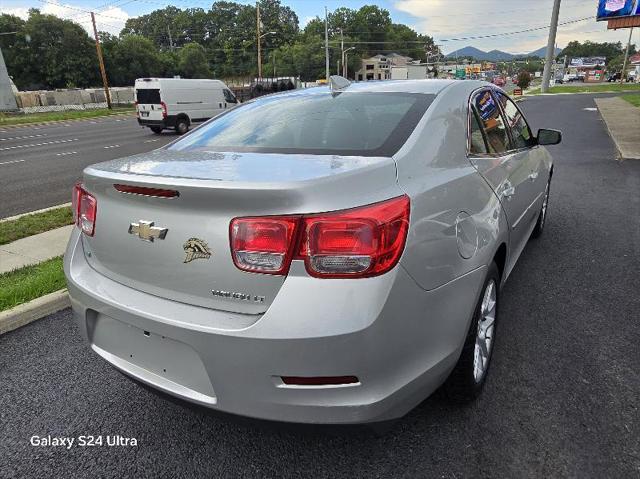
[516,71,532,90]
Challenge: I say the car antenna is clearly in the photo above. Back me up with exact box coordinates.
[329,75,351,92]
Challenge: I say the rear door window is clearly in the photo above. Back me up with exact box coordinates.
[168,91,435,157]
[472,89,511,155]
[495,92,535,150]
[469,108,488,155]
[136,89,161,104]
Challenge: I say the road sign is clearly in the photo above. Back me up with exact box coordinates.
[513,88,523,96]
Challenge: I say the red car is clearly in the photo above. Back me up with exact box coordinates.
[493,76,505,87]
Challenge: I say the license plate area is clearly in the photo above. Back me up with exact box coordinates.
[140,111,149,117]
[90,313,215,399]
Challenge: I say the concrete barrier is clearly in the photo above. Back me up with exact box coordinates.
[14,87,135,113]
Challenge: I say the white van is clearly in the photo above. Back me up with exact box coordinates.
[134,78,238,134]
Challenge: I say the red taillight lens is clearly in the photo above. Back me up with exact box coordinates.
[71,181,82,225]
[72,183,97,236]
[229,195,410,278]
[299,195,410,278]
[160,101,167,119]
[230,217,299,274]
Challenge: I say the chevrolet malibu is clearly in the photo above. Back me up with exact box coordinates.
[64,78,561,424]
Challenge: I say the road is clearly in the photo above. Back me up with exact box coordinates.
[1,94,639,478]
[0,116,176,218]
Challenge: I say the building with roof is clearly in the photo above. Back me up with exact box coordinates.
[355,53,413,81]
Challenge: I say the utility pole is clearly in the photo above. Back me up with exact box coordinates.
[256,3,262,79]
[340,28,345,77]
[167,25,174,50]
[541,0,561,93]
[324,6,330,81]
[620,27,634,86]
[91,12,112,110]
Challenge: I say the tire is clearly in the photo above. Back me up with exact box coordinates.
[531,179,550,239]
[443,262,499,402]
[175,117,189,135]
[150,126,163,134]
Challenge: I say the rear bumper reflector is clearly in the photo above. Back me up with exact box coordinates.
[281,376,359,386]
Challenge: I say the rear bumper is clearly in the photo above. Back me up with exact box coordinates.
[137,118,167,128]
[64,228,485,424]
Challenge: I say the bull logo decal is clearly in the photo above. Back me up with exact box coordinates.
[183,238,212,263]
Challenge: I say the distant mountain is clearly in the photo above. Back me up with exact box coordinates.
[445,45,563,61]
[526,46,563,58]
[445,46,492,60]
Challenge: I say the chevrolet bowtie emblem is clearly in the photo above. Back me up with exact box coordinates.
[128,220,168,242]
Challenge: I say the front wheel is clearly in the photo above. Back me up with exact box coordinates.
[443,262,499,402]
[150,126,163,134]
[531,179,550,238]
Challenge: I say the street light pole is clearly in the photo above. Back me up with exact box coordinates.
[343,46,355,77]
[541,0,561,93]
[620,27,634,86]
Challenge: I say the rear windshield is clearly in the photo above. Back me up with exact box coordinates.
[136,88,161,104]
[168,91,434,157]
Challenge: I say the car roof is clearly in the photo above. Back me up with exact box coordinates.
[267,79,498,101]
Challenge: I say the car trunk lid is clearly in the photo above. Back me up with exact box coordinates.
[80,150,401,315]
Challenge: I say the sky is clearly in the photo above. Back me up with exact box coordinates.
[1,0,638,55]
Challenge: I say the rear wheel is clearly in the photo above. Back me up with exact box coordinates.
[175,117,189,135]
[150,126,163,134]
[444,262,499,402]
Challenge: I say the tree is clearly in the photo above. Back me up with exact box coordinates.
[516,71,531,90]
[559,40,636,64]
[108,35,161,86]
[178,43,211,78]
[1,10,99,90]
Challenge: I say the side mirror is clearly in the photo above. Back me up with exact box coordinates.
[537,128,562,146]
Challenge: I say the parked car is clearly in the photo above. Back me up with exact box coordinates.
[492,76,505,87]
[65,78,561,425]
[134,78,238,135]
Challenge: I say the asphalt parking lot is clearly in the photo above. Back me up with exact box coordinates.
[1,93,639,478]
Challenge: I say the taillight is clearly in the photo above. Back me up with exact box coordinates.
[72,183,97,236]
[230,217,299,275]
[229,195,410,278]
[160,101,167,119]
[71,181,82,224]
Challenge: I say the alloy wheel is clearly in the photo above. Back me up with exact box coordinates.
[473,279,496,383]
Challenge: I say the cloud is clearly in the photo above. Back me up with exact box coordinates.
[0,1,129,35]
[41,1,129,35]
[392,0,634,54]
[0,7,30,19]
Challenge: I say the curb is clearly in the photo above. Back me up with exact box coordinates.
[1,203,71,223]
[0,111,134,130]
[594,102,640,161]
[0,289,70,335]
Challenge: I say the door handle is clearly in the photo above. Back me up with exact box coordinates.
[503,186,515,198]
[528,171,539,181]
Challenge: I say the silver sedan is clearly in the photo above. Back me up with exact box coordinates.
[64,77,561,424]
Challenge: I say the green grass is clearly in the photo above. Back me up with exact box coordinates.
[0,256,66,312]
[621,93,640,108]
[0,206,74,245]
[0,106,133,126]
[533,83,640,94]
